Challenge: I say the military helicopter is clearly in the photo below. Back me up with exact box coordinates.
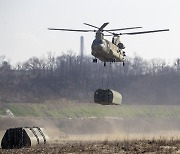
[48,23,169,66]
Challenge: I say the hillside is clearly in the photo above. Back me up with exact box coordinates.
[1,100,180,119]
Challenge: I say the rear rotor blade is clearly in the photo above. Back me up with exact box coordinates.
[120,29,169,35]
[106,27,142,31]
[48,28,95,32]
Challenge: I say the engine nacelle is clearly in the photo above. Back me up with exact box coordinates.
[118,43,125,49]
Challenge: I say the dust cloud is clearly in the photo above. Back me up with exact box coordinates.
[1,116,180,143]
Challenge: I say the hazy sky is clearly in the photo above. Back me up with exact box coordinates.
[0,0,180,64]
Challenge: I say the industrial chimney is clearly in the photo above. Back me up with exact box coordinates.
[80,36,84,64]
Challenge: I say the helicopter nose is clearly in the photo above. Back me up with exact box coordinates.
[92,43,104,51]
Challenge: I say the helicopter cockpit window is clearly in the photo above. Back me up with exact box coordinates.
[93,39,103,45]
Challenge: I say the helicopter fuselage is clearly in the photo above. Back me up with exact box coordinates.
[91,32,125,63]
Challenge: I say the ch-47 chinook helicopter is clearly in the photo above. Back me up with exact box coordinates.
[48,23,169,66]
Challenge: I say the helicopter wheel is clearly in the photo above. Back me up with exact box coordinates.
[123,62,125,66]
[104,62,106,67]
[93,58,97,63]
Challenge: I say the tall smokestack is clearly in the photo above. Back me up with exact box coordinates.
[80,36,84,64]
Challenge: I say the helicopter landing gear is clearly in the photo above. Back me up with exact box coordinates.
[123,62,125,66]
[123,51,126,56]
[93,58,97,63]
[104,62,106,67]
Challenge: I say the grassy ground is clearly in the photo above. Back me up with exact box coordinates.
[1,100,180,119]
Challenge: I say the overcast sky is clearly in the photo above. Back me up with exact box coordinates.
[0,0,179,64]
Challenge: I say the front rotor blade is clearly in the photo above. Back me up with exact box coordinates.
[120,29,169,35]
[83,23,99,29]
[106,27,142,31]
[84,22,109,31]
[48,28,95,32]
[99,22,109,31]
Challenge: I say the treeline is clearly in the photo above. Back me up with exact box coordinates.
[0,53,180,104]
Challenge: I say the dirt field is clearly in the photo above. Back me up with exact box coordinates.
[1,139,180,153]
[1,116,180,153]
